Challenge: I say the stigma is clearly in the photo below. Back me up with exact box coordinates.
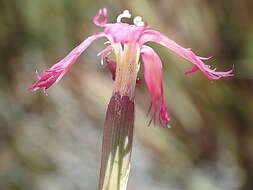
[117,10,131,23]
[133,16,144,27]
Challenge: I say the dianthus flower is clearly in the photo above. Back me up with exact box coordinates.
[28,8,233,127]
[28,9,233,190]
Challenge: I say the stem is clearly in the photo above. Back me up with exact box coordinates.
[98,43,139,190]
[98,93,134,190]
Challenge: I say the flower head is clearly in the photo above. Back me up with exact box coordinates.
[28,8,233,126]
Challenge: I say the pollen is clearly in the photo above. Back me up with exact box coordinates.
[117,10,131,23]
[133,16,144,27]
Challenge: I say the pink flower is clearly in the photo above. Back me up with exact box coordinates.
[28,8,233,126]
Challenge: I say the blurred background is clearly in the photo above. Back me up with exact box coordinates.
[0,0,253,189]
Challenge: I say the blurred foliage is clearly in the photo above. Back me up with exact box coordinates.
[0,0,253,190]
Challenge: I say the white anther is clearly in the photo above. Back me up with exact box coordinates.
[104,41,111,45]
[117,10,131,23]
[134,16,144,27]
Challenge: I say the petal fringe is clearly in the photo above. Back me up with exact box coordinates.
[140,30,234,80]
[28,33,105,94]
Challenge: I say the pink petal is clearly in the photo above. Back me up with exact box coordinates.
[28,33,105,94]
[140,30,234,80]
[93,8,149,43]
[141,45,170,127]
[93,8,108,27]
[104,23,149,43]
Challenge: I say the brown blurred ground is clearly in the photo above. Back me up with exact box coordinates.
[0,0,253,189]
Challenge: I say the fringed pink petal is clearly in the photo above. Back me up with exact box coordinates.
[28,33,105,94]
[141,45,170,127]
[140,30,234,80]
[93,8,108,27]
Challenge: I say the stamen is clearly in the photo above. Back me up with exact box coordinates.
[117,10,131,23]
[137,62,141,73]
[133,16,144,27]
[101,59,104,66]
